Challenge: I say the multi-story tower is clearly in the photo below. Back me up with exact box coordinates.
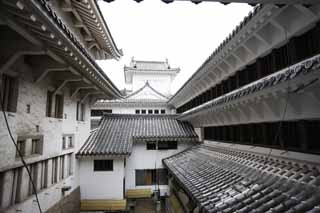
[124,58,180,97]
[90,58,180,128]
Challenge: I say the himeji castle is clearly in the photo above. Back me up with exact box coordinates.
[0,1,320,213]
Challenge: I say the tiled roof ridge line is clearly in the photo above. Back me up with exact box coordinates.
[162,144,202,163]
[93,0,123,58]
[202,143,320,167]
[168,4,267,103]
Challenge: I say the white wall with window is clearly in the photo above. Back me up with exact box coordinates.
[125,141,193,196]
[79,158,125,200]
[0,59,90,212]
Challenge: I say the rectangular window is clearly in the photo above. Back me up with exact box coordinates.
[62,137,66,149]
[91,109,112,116]
[141,109,146,114]
[76,101,85,121]
[68,136,73,148]
[94,160,113,171]
[0,74,18,112]
[31,139,42,155]
[16,140,26,157]
[148,109,153,114]
[160,109,166,114]
[54,94,64,119]
[146,141,156,150]
[158,141,178,150]
[46,91,53,117]
[154,109,159,114]
[135,169,168,186]
[135,109,140,114]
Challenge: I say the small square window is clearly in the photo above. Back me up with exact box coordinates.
[160,109,166,114]
[26,104,31,113]
[146,141,156,150]
[154,110,159,114]
[135,110,140,114]
[94,160,113,171]
[141,110,146,114]
[31,139,41,154]
[148,109,153,114]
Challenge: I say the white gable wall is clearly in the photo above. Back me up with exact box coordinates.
[132,73,173,96]
[79,158,125,200]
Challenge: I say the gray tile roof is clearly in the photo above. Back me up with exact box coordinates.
[78,114,198,156]
[163,144,320,212]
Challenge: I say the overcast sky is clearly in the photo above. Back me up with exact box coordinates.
[97,0,252,93]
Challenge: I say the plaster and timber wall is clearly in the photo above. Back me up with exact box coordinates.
[79,158,125,200]
[125,141,194,197]
[0,56,91,213]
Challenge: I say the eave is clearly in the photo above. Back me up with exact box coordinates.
[169,4,320,108]
[1,0,122,99]
[61,0,123,60]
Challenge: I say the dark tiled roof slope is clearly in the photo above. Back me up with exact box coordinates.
[164,144,320,212]
[78,114,198,156]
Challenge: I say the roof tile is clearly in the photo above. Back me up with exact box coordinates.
[78,114,198,156]
[164,144,320,212]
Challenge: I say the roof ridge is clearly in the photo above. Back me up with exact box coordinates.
[169,4,263,102]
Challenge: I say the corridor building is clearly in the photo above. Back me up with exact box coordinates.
[165,3,320,212]
[0,0,121,212]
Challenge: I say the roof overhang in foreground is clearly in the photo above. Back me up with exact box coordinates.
[62,0,123,60]
[1,0,122,99]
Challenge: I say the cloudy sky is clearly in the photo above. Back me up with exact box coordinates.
[97,0,252,93]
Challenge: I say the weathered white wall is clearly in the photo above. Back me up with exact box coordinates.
[132,73,173,96]
[92,105,174,115]
[0,58,91,213]
[79,158,125,199]
[125,142,193,196]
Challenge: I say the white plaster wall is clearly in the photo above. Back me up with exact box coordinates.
[79,158,125,199]
[125,142,193,196]
[0,58,90,212]
[132,73,173,96]
[92,105,173,115]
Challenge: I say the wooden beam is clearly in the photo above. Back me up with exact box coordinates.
[53,78,82,96]
[0,51,46,74]
[35,67,69,83]
[71,86,96,99]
